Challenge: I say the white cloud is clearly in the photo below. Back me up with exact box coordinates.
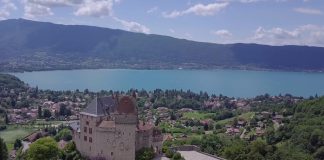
[250,25,324,47]
[216,0,264,3]
[23,1,53,19]
[26,0,81,7]
[23,0,118,18]
[185,32,193,39]
[212,29,233,39]
[169,28,175,33]
[74,0,114,17]
[294,7,322,15]
[22,0,80,19]
[113,17,150,34]
[239,0,263,3]
[147,6,158,14]
[0,0,17,20]
[163,2,228,18]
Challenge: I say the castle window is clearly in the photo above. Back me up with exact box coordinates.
[89,137,92,143]
[84,136,87,141]
[89,128,92,134]
[86,121,89,125]
[111,152,113,156]
[84,127,87,133]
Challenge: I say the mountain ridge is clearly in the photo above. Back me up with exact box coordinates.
[0,18,324,72]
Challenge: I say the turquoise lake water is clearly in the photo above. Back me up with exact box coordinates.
[12,69,324,98]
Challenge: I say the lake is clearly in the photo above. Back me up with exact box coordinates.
[12,69,324,98]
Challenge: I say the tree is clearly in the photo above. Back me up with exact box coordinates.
[201,134,223,155]
[27,137,59,160]
[155,117,161,126]
[135,147,154,160]
[38,106,42,118]
[14,139,22,150]
[249,140,268,157]
[55,128,72,141]
[165,149,175,158]
[43,109,51,118]
[172,152,184,160]
[5,113,9,124]
[314,146,324,160]
[204,123,209,131]
[63,142,83,160]
[170,111,177,120]
[223,139,248,160]
[59,104,72,117]
[0,137,8,160]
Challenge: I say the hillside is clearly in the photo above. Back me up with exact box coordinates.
[1,19,324,72]
[0,74,26,89]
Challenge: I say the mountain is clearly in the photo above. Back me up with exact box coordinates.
[0,18,324,72]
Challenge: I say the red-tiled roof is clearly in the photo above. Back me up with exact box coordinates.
[117,96,137,114]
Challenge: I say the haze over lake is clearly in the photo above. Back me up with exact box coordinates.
[12,69,324,98]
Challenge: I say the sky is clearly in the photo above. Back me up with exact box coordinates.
[0,0,324,47]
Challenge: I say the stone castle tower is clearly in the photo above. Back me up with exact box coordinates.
[72,95,162,160]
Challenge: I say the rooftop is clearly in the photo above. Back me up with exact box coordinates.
[82,96,117,116]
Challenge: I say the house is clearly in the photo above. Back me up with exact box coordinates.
[261,111,271,118]
[226,127,240,135]
[256,127,265,136]
[237,120,246,127]
[273,115,284,123]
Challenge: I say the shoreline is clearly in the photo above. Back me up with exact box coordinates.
[3,66,324,74]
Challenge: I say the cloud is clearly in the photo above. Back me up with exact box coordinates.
[74,0,114,17]
[250,25,324,47]
[113,17,150,34]
[216,0,264,3]
[26,0,81,7]
[185,32,193,39]
[22,0,81,19]
[163,2,228,18]
[294,7,322,15]
[239,0,264,3]
[147,6,158,14]
[212,29,233,39]
[169,28,175,33]
[23,1,53,19]
[23,0,118,18]
[0,0,17,20]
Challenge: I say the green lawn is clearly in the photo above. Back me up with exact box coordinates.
[215,112,255,126]
[182,111,215,120]
[0,126,35,150]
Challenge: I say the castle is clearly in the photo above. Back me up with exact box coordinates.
[72,95,163,160]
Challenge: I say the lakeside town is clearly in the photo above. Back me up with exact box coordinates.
[2,73,321,160]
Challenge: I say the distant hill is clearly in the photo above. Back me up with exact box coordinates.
[0,74,26,89]
[0,19,324,72]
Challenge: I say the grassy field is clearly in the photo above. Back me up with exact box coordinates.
[215,112,255,126]
[0,126,35,150]
[182,111,215,120]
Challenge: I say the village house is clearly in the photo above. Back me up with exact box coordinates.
[273,115,284,123]
[226,127,241,135]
